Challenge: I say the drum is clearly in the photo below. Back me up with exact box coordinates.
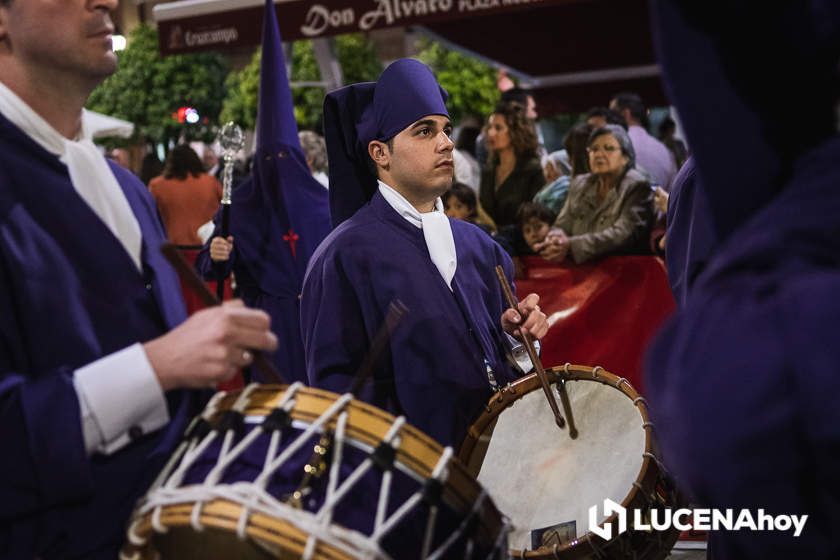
[458,364,683,559]
[121,382,508,560]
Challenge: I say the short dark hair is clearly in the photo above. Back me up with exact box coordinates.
[585,106,627,130]
[442,182,478,220]
[610,92,647,125]
[162,144,205,180]
[516,202,556,229]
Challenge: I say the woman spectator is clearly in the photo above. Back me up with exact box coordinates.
[149,144,222,247]
[536,124,654,264]
[479,101,544,228]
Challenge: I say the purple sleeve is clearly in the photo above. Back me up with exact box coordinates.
[300,247,370,396]
[0,258,92,521]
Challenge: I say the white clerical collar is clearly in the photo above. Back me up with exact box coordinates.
[377,180,444,228]
[0,81,143,270]
[378,180,457,289]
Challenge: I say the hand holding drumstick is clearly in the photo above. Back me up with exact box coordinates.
[495,266,578,439]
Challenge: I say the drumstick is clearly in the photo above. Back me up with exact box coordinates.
[495,266,578,439]
[349,299,408,396]
[160,243,287,385]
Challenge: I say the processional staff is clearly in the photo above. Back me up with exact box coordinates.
[215,122,245,301]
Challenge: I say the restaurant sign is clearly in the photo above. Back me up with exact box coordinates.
[157,0,566,55]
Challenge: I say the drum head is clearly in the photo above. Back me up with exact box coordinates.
[475,377,645,550]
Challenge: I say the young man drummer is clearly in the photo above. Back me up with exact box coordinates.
[301,58,548,449]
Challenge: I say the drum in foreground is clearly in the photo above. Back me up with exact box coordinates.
[121,383,508,560]
[459,364,683,559]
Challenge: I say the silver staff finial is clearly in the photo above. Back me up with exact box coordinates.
[217,122,245,205]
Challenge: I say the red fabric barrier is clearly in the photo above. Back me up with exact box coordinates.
[176,248,242,391]
[515,255,675,394]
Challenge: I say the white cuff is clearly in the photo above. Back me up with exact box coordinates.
[74,343,170,456]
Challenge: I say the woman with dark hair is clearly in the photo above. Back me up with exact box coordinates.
[149,144,222,247]
[478,101,545,228]
[536,124,654,263]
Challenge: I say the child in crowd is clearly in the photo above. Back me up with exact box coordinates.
[517,202,556,254]
[443,182,496,233]
[493,201,556,279]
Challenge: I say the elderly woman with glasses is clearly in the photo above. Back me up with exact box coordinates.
[535,124,654,263]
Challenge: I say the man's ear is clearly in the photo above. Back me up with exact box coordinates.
[368,140,391,171]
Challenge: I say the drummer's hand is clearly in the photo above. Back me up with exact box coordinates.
[144,300,277,391]
[501,292,549,341]
[210,235,233,262]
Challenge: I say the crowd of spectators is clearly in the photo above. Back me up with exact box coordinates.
[445,89,682,274]
[112,87,683,278]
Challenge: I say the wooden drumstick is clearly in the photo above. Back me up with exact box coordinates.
[495,266,578,439]
[161,243,287,385]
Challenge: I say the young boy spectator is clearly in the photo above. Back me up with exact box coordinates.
[443,182,495,233]
[518,202,556,254]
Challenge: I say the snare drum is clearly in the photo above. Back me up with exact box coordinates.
[458,364,683,559]
[121,383,508,560]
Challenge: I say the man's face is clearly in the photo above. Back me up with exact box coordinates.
[0,0,119,84]
[372,114,454,205]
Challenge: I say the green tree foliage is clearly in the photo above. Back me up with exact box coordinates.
[87,24,228,146]
[290,39,323,130]
[221,34,382,132]
[416,39,499,125]
[335,34,384,86]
